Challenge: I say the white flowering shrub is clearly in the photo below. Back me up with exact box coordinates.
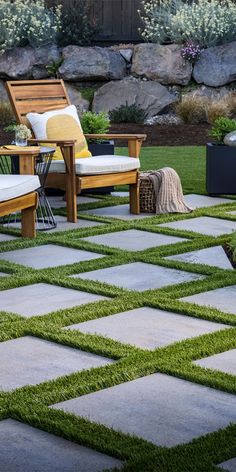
[140,0,236,47]
[0,0,61,53]
[139,0,183,44]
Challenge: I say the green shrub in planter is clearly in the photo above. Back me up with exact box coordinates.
[109,103,147,124]
[206,116,236,195]
[209,117,236,143]
[80,111,110,143]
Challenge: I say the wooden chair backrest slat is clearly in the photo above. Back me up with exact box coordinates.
[6,80,71,127]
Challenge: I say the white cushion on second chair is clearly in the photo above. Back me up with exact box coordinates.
[0,175,40,202]
[49,155,140,175]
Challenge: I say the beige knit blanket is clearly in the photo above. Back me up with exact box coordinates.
[148,167,192,214]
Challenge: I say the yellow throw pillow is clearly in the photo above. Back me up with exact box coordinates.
[26,104,91,160]
[46,114,91,160]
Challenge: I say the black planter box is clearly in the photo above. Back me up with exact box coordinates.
[88,140,114,157]
[84,140,115,195]
[206,143,236,195]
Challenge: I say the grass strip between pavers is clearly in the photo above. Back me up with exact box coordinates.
[0,188,236,471]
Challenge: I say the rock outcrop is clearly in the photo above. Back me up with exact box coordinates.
[92,77,177,118]
[193,41,236,87]
[132,43,192,86]
[59,46,127,81]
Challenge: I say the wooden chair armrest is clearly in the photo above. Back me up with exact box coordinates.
[29,139,76,146]
[84,134,146,158]
[84,134,146,140]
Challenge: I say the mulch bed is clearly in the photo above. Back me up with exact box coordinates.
[0,124,211,147]
[110,123,211,146]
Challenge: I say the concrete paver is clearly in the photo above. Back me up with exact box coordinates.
[72,262,204,291]
[0,419,122,471]
[66,307,229,350]
[52,373,236,447]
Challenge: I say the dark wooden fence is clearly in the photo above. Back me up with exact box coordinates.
[88,0,143,43]
[46,0,143,43]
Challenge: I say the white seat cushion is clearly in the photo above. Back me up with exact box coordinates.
[0,175,40,203]
[49,155,140,175]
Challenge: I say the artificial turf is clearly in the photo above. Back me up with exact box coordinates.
[0,146,236,471]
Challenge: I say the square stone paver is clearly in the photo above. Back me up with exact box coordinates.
[0,419,122,471]
[48,195,100,208]
[165,246,233,270]
[65,307,229,350]
[83,204,154,220]
[0,233,17,242]
[159,217,236,236]
[180,285,236,315]
[0,283,107,318]
[184,194,235,209]
[82,229,188,251]
[0,244,103,269]
[72,262,204,292]
[6,215,104,232]
[111,191,129,197]
[218,458,236,471]
[0,336,113,391]
[52,373,236,447]
[194,349,236,376]
[48,216,104,232]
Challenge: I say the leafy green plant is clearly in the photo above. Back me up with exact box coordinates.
[58,0,97,47]
[80,111,110,143]
[209,116,236,143]
[79,87,97,106]
[109,103,147,124]
[46,58,63,78]
[140,0,236,47]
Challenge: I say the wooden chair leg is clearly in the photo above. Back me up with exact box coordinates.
[130,180,140,214]
[62,145,77,223]
[21,207,36,238]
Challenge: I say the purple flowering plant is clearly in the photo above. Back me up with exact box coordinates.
[181,42,202,63]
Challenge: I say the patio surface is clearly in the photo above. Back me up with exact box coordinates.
[0,193,235,471]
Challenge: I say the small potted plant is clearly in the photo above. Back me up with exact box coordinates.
[14,124,32,146]
[206,117,236,195]
[80,111,114,156]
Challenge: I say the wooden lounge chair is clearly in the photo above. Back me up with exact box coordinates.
[6,79,146,223]
[0,174,39,238]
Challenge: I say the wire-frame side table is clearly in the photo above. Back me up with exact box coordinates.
[0,147,57,231]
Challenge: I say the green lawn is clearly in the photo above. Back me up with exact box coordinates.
[117,146,206,194]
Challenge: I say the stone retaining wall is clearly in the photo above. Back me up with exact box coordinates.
[1,41,236,118]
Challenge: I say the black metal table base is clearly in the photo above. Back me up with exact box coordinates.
[0,148,57,231]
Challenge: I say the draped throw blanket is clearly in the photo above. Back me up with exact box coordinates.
[148,167,192,214]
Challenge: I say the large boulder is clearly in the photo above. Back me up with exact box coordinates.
[0,45,60,80]
[64,83,90,114]
[131,43,192,86]
[0,80,10,103]
[193,42,236,87]
[59,46,127,81]
[92,77,177,118]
